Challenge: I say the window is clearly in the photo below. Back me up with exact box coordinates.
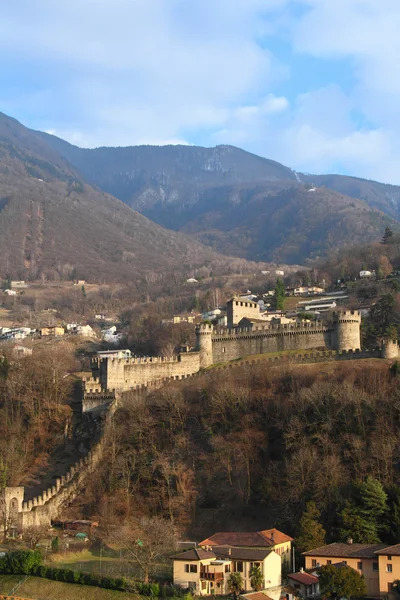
[327,560,332,565]
[389,584,394,593]
[190,565,198,573]
[185,565,189,573]
[387,564,393,573]
[236,561,243,573]
[342,561,347,565]
[312,560,317,567]
[388,556,392,561]
[225,565,230,573]
[373,562,379,571]
[357,562,363,570]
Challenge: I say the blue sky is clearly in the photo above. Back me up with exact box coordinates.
[1,0,400,183]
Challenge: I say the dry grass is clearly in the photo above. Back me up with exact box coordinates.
[0,575,141,600]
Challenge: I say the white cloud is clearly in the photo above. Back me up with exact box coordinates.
[3,0,400,183]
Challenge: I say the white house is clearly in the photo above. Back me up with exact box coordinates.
[360,270,373,278]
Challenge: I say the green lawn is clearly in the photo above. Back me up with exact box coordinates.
[0,574,142,600]
[48,550,171,581]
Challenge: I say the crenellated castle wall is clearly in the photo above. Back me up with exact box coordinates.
[211,322,335,363]
[86,352,201,394]
[83,309,394,396]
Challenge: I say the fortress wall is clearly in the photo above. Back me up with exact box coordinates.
[82,392,116,413]
[104,352,200,391]
[212,328,334,363]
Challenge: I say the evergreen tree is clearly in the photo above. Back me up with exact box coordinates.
[250,565,263,591]
[382,227,394,244]
[51,536,59,553]
[296,501,326,552]
[360,476,388,521]
[339,502,380,544]
[339,478,388,543]
[272,279,285,310]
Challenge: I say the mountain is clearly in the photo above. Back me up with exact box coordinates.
[0,113,254,282]
[300,173,400,221]
[35,130,400,262]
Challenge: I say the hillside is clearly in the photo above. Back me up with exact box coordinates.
[301,173,400,221]
[0,113,256,282]
[35,128,400,262]
[79,359,400,540]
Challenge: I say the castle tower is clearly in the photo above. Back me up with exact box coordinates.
[195,323,214,368]
[0,487,24,534]
[333,310,361,352]
[381,339,399,360]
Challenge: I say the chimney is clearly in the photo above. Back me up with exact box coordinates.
[270,531,275,543]
[228,548,232,556]
[347,538,353,545]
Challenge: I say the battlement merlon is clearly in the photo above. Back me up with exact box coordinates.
[331,309,362,322]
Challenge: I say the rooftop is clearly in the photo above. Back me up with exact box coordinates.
[303,543,388,559]
[200,528,293,548]
[172,548,216,561]
[213,546,274,561]
[288,572,319,585]
[375,544,400,556]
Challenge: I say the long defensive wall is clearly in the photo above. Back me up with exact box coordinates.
[83,310,368,396]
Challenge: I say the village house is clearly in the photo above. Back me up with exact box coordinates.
[303,542,388,597]
[199,529,293,568]
[172,546,281,595]
[375,544,400,598]
[286,286,324,297]
[40,326,65,337]
[287,569,319,598]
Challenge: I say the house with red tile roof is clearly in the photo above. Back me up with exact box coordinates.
[287,570,319,598]
[172,545,282,595]
[199,529,293,569]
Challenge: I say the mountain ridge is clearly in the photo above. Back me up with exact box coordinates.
[0,112,257,282]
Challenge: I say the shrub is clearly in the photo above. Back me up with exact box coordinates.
[0,550,42,574]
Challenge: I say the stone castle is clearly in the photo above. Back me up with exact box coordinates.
[82,309,400,397]
[2,307,399,535]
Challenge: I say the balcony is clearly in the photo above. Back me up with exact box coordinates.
[200,572,224,581]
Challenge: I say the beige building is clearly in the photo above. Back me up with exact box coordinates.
[40,326,65,337]
[303,542,387,597]
[199,529,293,568]
[173,546,281,595]
[375,544,400,598]
[227,298,260,328]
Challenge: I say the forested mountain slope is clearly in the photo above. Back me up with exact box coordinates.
[0,112,255,282]
[36,126,400,262]
[82,360,400,542]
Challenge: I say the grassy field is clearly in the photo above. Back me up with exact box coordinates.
[48,550,171,581]
[0,574,142,600]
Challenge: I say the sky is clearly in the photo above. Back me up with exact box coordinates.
[1,0,400,183]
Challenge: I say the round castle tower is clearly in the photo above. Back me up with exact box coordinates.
[333,310,361,352]
[381,339,399,360]
[195,323,213,368]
